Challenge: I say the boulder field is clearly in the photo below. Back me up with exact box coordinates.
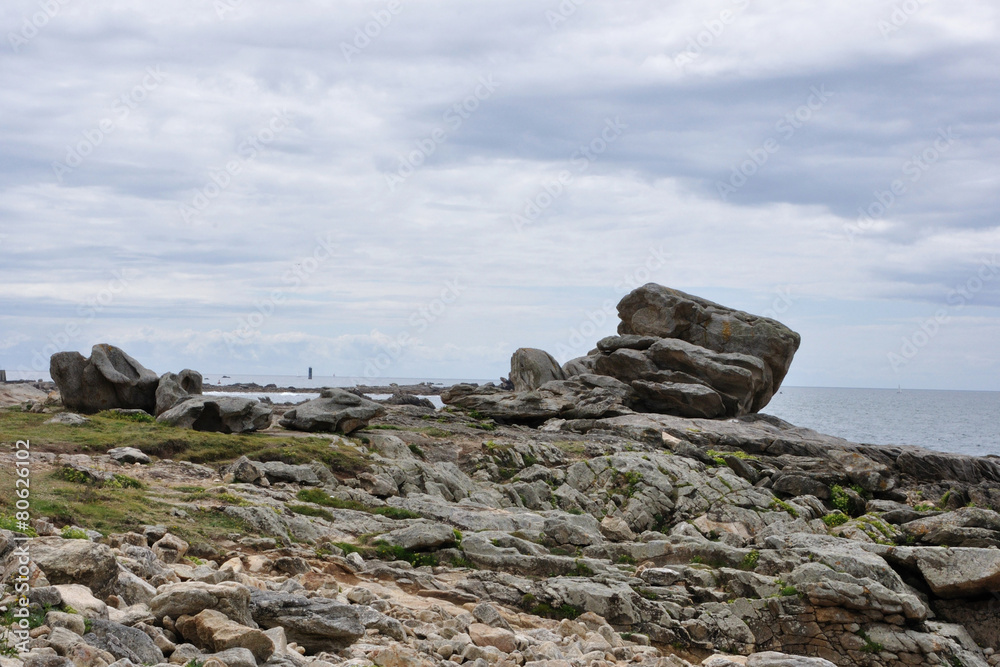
[2,395,1000,667]
[444,284,801,422]
[2,284,996,667]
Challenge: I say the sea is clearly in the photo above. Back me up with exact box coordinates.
[6,370,997,457]
[763,387,1000,458]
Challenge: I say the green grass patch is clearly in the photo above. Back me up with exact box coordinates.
[0,409,368,473]
[60,526,89,540]
[707,449,759,465]
[569,560,594,577]
[295,489,420,520]
[769,498,799,518]
[289,505,334,521]
[0,515,37,536]
[739,550,760,571]
[831,485,851,515]
[822,511,849,528]
[779,585,799,597]
[408,443,426,459]
[858,631,884,654]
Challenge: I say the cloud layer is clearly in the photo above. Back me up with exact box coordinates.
[2,0,998,390]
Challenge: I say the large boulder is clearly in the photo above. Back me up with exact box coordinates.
[28,537,119,598]
[249,591,365,652]
[899,546,1000,598]
[50,344,159,413]
[510,348,566,391]
[616,284,800,408]
[157,396,271,433]
[279,388,385,433]
[84,619,165,665]
[175,609,274,662]
[445,285,800,422]
[149,582,254,626]
[155,369,203,416]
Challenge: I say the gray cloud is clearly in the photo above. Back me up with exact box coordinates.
[1,0,998,390]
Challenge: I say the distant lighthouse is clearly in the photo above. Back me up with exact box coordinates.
[308,367,313,380]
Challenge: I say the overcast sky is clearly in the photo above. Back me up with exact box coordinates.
[2,1,998,390]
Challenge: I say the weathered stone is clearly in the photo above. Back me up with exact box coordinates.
[511,348,566,391]
[616,284,800,409]
[157,396,271,434]
[278,388,385,434]
[224,456,266,484]
[52,584,108,619]
[150,582,254,626]
[259,461,322,486]
[543,513,604,546]
[107,447,151,465]
[175,609,274,662]
[155,370,203,416]
[85,619,165,666]
[771,474,831,500]
[468,623,517,653]
[746,652,837,667]
[249,591,364,652]
[152,533,189,564]
[50,344,160,414]
[380,522,457,551]
[902,546,1000,598]
[29,538,119,598]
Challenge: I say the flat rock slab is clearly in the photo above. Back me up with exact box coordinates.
[278,388,384,434]
[157,395,271,434]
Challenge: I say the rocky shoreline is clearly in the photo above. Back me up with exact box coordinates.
[2,284,999,667]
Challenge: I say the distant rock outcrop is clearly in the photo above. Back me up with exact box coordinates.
[50,344,159,414]
[444,284,800,422]
[279,388,385,434]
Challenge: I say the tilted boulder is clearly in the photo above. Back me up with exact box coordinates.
[444,285,800,422]
[50,344,159,413]
[157,396,271,433]
[616,284,800,410]
[155,369,203,416]
[279,388,385,434]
